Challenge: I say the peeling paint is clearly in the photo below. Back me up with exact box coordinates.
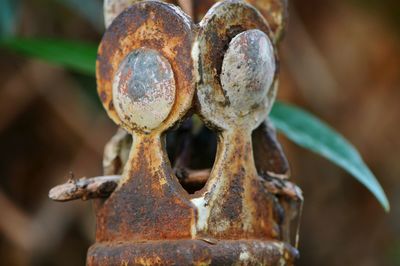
[191,196,209,232]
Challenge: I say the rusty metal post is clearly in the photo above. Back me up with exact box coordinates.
[49,0,303,265]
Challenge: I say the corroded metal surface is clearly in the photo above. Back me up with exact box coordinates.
[87,240,297,265]
[192,0,288,41]
[50,0,302,265]
[191,2,280,241]
[105,0,288,41]
[95,1,197,245]
[95,133,195,242]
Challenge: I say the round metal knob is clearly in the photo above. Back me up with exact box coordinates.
[113,48,176,133]
[221,29,275,117]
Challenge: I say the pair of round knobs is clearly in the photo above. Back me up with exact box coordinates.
[113,29,276,133]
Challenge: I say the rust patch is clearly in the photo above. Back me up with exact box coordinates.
[96,134,195,242]
[87,239,298,266]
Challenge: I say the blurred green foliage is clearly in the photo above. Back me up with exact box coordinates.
[0,0,20,38]
[0,38,97,75]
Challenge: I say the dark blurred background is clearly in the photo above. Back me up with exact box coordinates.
[0,0,399,265]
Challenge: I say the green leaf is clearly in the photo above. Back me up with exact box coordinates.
[0,37,97,75]
[270,101,390,212]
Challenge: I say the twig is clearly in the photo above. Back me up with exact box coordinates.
[49,175,120,202]
[49,169,211,202]
[177,168,210,185]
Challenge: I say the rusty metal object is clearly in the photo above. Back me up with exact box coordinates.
[113,48,177,132]
[50,0,302,265]
[221,30,275,117]
[192,0,287,41]
[105,0,288,41]
[88,240,297,265]
[194,0,277,129]
[97,1,195,131]
[95,0,196,244]
[190,1,287,243]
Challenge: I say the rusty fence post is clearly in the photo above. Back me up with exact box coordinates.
[49,0,303,265]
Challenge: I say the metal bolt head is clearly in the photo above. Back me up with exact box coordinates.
[113,48,176,133]
[194,1,277,131]
[221,29,276,117]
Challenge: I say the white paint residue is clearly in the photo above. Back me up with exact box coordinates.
[191,197,209,232]
[191,41,201,83]
[239,251,250,262]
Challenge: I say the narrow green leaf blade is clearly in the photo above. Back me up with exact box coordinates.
[270,101,390,212]
[0,38,97,75]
